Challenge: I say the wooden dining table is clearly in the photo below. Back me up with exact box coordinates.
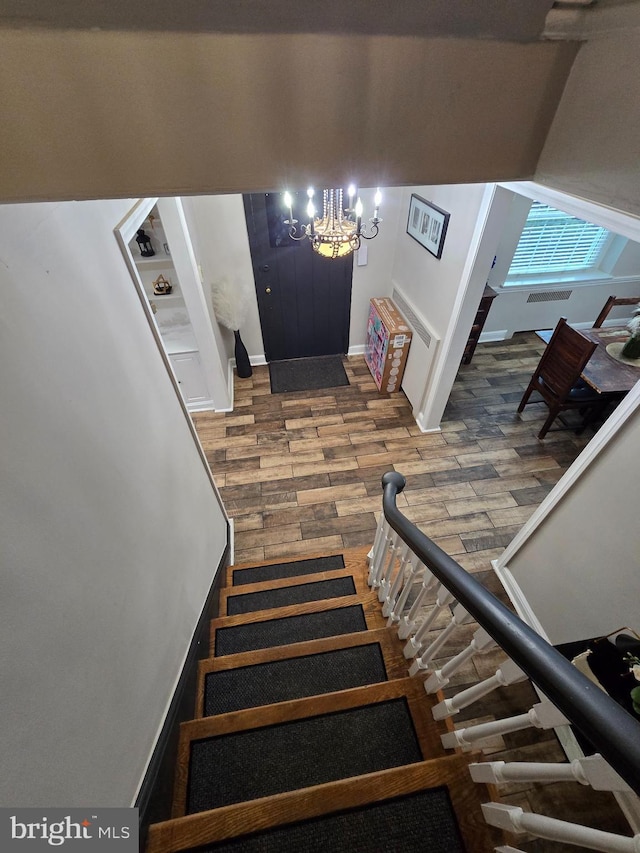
[536,326,640,395]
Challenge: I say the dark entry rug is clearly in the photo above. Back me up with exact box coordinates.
[187,698,422,813]
[204,643,387,716]
[269,355,349,394]
[195,786,464,853]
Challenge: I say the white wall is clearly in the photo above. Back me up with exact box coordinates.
[536,9,640,218]
[0,199,228,807]
[181,195,265,363]
[496,386,640,646]
[389,183,505,430]
[348,187,403,349]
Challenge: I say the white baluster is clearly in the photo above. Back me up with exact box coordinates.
[409,604,473,675]
[380,540,410,607]
[471,754,633,793]
[397,571,437,639]
[371,527,397,590]
[386,552,425,626]
[443,700,567,751]
[377,531,401,601]
[431,658,526,720]
[482,803,640,852]
[367,515,387,583]
[425,626,495,693]
[403,584,455,659]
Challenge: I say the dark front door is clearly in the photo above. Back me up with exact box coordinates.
[243,192,353,362]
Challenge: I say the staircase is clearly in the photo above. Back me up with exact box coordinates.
[145,546,499,853]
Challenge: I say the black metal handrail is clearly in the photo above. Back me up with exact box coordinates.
[382,471,640,795]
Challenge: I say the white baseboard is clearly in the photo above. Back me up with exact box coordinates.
[414,411,442,435]
[348,344,366,356]
[479,329,510,343]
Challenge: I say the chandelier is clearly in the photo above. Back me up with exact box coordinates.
[283,186,382,259]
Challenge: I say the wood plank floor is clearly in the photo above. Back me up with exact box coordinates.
[192,334,630,851]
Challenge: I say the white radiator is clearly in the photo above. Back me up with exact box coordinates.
[391,288,441,413]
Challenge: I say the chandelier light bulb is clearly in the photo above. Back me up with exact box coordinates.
[374,188,382,207]
[281,184,381,259]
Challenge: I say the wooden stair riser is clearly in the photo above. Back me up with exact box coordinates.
[171,677,448,819]
[146,548,500,853]
[195,628,410,719]
[218,567,372,617]
[149,755,499,853]
[224,548,369,590]
[209,593,386,656]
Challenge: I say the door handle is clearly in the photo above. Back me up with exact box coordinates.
[265,287,272,294]
[261,265,270,272]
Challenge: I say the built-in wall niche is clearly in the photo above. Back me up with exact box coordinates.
[117,198,223,411]
[130,204,172,262]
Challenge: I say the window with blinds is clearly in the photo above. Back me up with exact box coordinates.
[508,201,611,276]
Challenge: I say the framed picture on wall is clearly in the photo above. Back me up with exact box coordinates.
[406,194,450,259]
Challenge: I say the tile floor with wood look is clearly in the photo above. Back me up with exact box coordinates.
[193,333,631,852]
[193,332,591,570]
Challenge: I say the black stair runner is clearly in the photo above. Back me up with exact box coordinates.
[190,786,464,853]
[187,698,422,813]
[214,604,368,656]
[231,555,345,586]
[226,576,356,615]
[204,643,388,716]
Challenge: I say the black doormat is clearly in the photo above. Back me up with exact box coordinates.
[194,786,464,853]
[269,355,349,394]
[226,577,356,616]
[204,643,387,716]
[231,555,345,586]
[214,604,367,657]
[187,698,422,813]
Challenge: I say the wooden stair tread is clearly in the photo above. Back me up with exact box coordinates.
[224,546,370,588]
[209,595,386,656]
[196,628,410,718]
[149,755,499,853]
[218,566,371,616]
[172,677,448,818]
[146,545,503,853]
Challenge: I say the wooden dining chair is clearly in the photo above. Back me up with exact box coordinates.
[593,295,640,328]
[517,318,602,439]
